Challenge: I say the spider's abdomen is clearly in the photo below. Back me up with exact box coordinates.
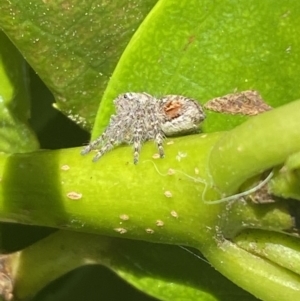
[114,92,164,143]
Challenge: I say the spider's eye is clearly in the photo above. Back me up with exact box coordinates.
[123,93,130,99]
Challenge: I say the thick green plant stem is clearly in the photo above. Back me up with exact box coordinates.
[1,101,300,246]
[209,100,300,193]
[268,152,300,200]
[0,133,224,248]
[0,134,294,249]
[234,229,300,276]
[203,239,300,301]
[0,100,300,300]
[217,200,294,239]
[270,169,300,201]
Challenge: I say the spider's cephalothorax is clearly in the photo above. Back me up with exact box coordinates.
[81,92,205,164]
[159,95,206,136]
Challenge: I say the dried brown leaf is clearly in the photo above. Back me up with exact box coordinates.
[204,90,272,116]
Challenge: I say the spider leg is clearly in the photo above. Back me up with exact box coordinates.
[81,114,121,159]
[155,132,165,158]
[133,128,142,164]
[81,132,107,155]
[90,118,124,162]
[132,120,144,164]
[147,105,165,158]
[92,137,118,162]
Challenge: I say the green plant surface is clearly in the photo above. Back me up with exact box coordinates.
[0,31,39,153]
[7,231,257,301]
[94,0,300,138]
[204,238,300,301]
[0,133,224,245]
[1,1,300,300]
[0,0,158,129]
[268,152,300,201]
[1,100,300,300]
[1,101,300,240]
[234,229,300,275]
[209,99,300,193]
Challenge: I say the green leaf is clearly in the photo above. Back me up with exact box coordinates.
[0,0,158,129]
[110,239,259,301]
[10,231,258,301]
[93,0,300,137]
[0,31,39,153]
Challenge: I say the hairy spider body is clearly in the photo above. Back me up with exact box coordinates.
[81,92,205,164]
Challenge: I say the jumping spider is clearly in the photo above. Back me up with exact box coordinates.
[81,92,205,164]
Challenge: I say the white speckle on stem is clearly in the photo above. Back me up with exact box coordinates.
[152,153,160,159]
[176,151,187,162]
[167,168,175,175]
[170,210,178,218]
[156,220,164,227]
[164,191,173,198]
[61,165,70,171]
[119,214,129,221]
[166,140,174,145]
[67,191,82,200]
[114,228,127,234]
